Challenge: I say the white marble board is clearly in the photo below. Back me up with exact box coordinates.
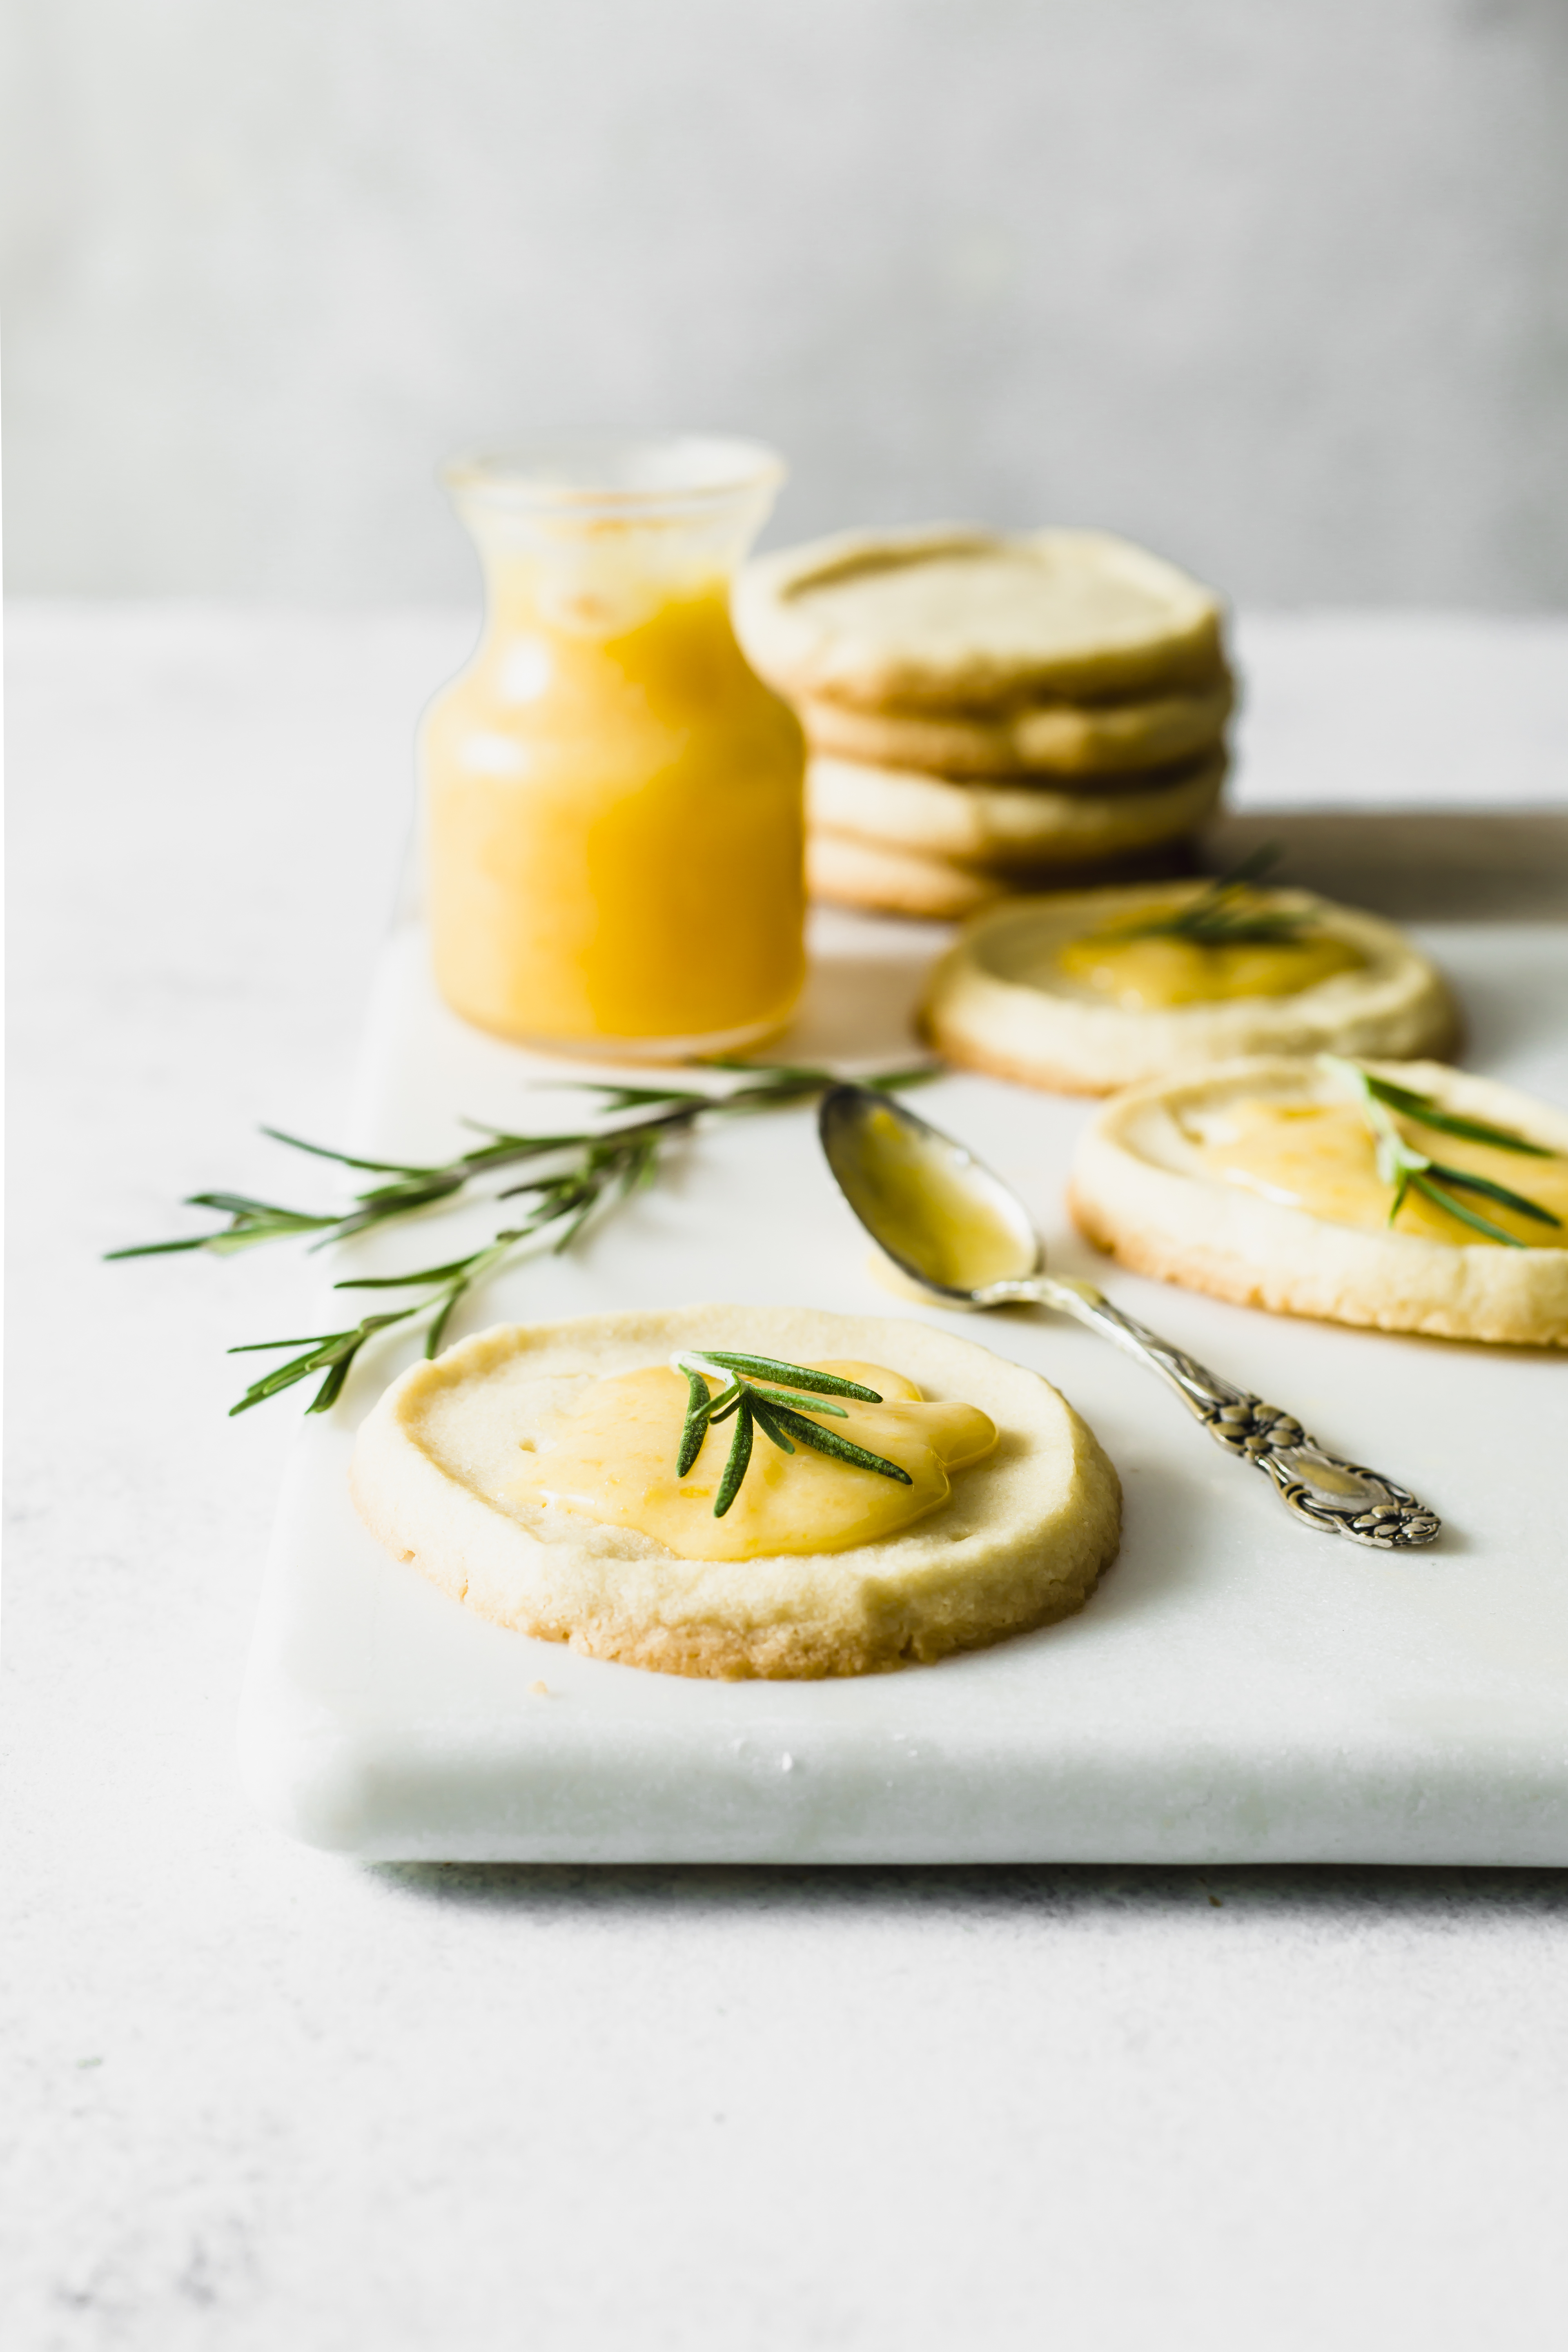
[239,841,1568,1864]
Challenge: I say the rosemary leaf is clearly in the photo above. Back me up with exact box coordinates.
[333,1253,498,1289]
[424,1285,466,1358]
[226,1335,340,1352]
[714,1399,755,1517]
[102,1235,212,1259]
[1421,1162,1561,1227]
[764,1403,913,1483]
[747,1389,850,1419]
[695,1351,883,1400]
[258,1127,436,1177]
[676,1369,715,1477]
[1109,845,1308,949]
[1407,1173,1526,1249]
[747,1397,797,1455]
[565,1081,708,1113]
[1388,1163,1414,1225]
[1361,1076,1555,1158]
[189,1191,339,1226]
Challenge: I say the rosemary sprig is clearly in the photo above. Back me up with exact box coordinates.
[672,1349,912,1517]
[1322,1057,1561,1249]
[227,1315,413,1417]
[1109,845,1308,948]
[1344,1070,1555,1159]
[110,1060,934,1414]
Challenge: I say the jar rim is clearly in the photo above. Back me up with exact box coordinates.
[443,434,784,512]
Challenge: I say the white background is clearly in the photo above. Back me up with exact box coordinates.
[5,0,1568,605]
[4,4,1568,2343]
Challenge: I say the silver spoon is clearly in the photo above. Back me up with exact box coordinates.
[819,1084,1441,1550]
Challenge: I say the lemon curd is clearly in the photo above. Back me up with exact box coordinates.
[1186,1098,1568,1247]
[423,440,806,1054]
[835,1101,1031,1292]
[1056,924,1362,1011]
[510,1359,998,1561]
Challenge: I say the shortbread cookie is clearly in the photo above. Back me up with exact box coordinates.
[1068,1058,1568,1345]
[351,1306,1122,1678]
[737,527,1227,709]
[807,830,1011,918]
[800,676,1234,778]
[808,750,1227,870]
[807,829,1202,921]
[924,884,1457,1095]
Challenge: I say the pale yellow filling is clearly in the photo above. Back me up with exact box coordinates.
[1185,1098,1568,1248]
[508,1359,998,1560]
[835,1102,1030,1290]
[1055,927,1363,1010]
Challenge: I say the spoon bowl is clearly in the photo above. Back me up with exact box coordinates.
[818,1086,1040,1299]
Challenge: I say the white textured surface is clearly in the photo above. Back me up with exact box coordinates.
[5,605,1568,2345]
[5,0,1568,606]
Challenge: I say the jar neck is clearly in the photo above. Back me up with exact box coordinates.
[466,515,751,644]
[446,443,780,646]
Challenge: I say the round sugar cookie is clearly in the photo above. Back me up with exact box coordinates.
[736,526,1226,710]
[1068,1058,1568,1345]
[807,830,1205,921]
[808,750,1227,871]
[808,830,1011,918]
[800,675,1234,778]
[923,883,1458,1096]
[351,1306,1121,1679]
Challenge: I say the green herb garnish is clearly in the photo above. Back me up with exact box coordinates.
[672,1349,912,1517]
[109,1060,934,1415]
[1341,1070,1555,1159]
[1107,844,1308,948]
[1321,1057,1561,1249]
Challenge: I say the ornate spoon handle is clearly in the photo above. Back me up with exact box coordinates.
[1020,1275,1441,1549]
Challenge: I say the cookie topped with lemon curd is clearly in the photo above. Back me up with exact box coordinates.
[350,1306,1121,1678]
[1068,1057,1568,1346]
[922,865,1457,1096]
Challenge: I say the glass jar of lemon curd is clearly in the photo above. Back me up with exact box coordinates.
[421,436,806,1055]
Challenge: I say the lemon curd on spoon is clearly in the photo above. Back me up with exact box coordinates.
[831,1101,1031,1292]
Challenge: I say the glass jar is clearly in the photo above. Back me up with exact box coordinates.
[421,436,806,1056]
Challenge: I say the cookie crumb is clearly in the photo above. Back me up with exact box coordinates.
[528,1679,550,1697]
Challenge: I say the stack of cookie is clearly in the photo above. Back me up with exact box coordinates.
[735,527,1233,918]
